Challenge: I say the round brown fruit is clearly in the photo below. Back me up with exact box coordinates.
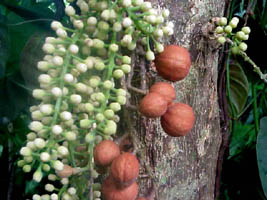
[161,103,195,137]
[139,93,168,118]
[110,152,139,187]
[94,140,120,167]
[102,176,139,200]
[149,82,175,104]
[155,45,191,82]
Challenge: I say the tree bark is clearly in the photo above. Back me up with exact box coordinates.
[124,1,226,200]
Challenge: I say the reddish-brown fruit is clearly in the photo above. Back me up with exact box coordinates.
[139,93,168,118]
[110,152,139,187]
[149,82,176,104]
[155,45,191,82]
[136,198,147,200]
[102,176,139,200]
[94,140,120,167]
[56,165,74,178]
[161,103,195,137]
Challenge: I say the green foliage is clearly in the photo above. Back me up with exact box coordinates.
[257,117,267,198]
[228,61,249,117]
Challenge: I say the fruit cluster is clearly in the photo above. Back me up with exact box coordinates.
[215,17,251,54]
[139,45,195,137]
[16,0,176,199]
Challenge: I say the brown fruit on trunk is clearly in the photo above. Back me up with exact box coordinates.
[110,152,139,187]
[102,176,139,200]
[161,103,195,137]
[155,45,191,82]
[139,92,168,118]
[149,82,176,104]
[94,140,120,167]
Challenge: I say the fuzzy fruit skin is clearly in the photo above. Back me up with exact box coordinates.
[94,140,120,166]
[110,152,139,187]
[102,176,139,200]
[139,93,168,118]
[149,82,175,104]
[161,103,195,137]
[154,45,191,82]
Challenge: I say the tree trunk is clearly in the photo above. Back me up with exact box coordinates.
[124,1,226,200]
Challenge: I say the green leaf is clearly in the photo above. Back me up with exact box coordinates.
[25,180,39,195]
[228,61,249,116]
[0,145,3,157]
[256,117,267,198]
[0,14,10,78]
[229,121,256,159]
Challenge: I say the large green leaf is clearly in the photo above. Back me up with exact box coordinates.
[228,61,249,116]
[0,14,10,78]
[229,121,256,159]
[256,117,267,198]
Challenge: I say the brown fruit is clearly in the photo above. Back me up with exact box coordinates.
[155,45,191,82]
[136,198,147,200]
[102,176,139,200]
[149,82,176,104]
[110,152,139,187]
[139,93,168,118]
[94,140,120,167]
[161,103,195,137]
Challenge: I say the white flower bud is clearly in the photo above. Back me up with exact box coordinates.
[26,141,36,150]
[48,174,57,181]
[65,6,75,16]
[27,132,37,141]
[101,9,110,21]
[61,178,69,185]
[23,164,31,172]
[117,95,127,105]
[56,28,68,38]
[40,104,53,115]
[80,1,89,12]
[40,152,51,162]
[73,20,84,29]
[31,110,43,121]
[38,74,52,84]
[122,0,132,7]
[64,131,76,141]
[52,125,63,135]
[155,43,164,53]
[60,111,72,121]
[53,160,64,171]
[52,56,64,66]
[32,89,46,100]
[162,9,170,18]
[70,94,82,104]
[92,39,105,49]
[43,164,50,172]
[154,29,163,38]
[34,138,46,149]
[51,21,62,30]
[41,194,50,200]
[132,0,143,6]
[113,22,122,32]
[122,17,132,27]
[51,87,62,97]
[163,26,174,35]
[20,147,32,156]
[146,15,156,24]
[57,146,69,156]
[33,170,43,182]
[51,194,58,200]
[64,73,74,83]
[109,43,119,52]
[110,102,121,112]
[29,121,43,132]
[33,194,42,200]
[69,44,79,54]
[76,63,87,73]
[68,187,77,195]
[37,61,50,71]
[146,50,155,61]
[87,17,97,26]
[42,43,55,54]
[121,34,132,45]
[141,2,152,11]
[167,21,174,28]
[85,57,94,69]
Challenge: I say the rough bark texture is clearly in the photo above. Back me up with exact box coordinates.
[124,1,226,200]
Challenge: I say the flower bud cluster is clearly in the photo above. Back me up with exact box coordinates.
[18,0,173,199]
[214,17,251,54]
